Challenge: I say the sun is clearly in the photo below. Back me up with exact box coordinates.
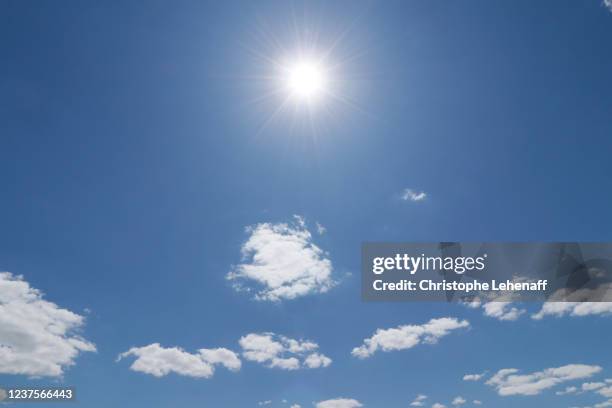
[284,58,328,102]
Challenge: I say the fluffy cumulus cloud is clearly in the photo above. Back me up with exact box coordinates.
[465,298,525,322]
[410,395,428,406]
[481,302,525,321]
[532,302,612,320]
[605,0,612,12]
[239,332,331,370]
[315,398,363,408]
[401,188,427,202]
[227,216,335,302]
[432,403,446,408]
[564,380,612,408]
[117,343,241,379]
[486,364,602,396]
[451,396,466,406]
[0,272,96,377]
[351,317,469,359]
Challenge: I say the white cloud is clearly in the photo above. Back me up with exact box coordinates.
[463,372,486,381]
[532,302,612,320]
[463,296,525,321]
[486,364,602,396]
[239,333,331,370]
[584,382,607,392]
[316,222,326,235]
[315,398,363,408]
[481,302,525,321]
[351,317,469,359]
[227,216,335,302]
[401,188,427,202]
[410,394,428,406]
[432,403,446,408]
[556,385,578,395]
[303,352,332,369]
[0,272,96,377]
[598,383,612,398]
[473,401,482,405]
[259,401,272,406]
[452,396,466,406]
[290,405,301,408]
[605,0,612,12]
[117,343,240,379]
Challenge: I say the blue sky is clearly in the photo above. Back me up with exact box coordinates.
[1,1,612,407]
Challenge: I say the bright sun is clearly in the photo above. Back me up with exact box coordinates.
[285,59,328,101]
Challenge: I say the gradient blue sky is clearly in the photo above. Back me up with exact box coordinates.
[2,1,612,407]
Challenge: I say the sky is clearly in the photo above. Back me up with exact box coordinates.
[1,1,612,407]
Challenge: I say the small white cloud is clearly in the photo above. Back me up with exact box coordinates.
[401,188,427,202]
[598,384,612,398]
[227,216,335,302]
[583,382,607,392]
[452,396,466,406]
[486,364,602,396]
[0,272,96,377]
[316,222,327,235]
[432,403,446,408]
[351,317,469,359]
[472,401,482,405]
[117,343,240,379]
[303,352,332,369]
[463,372,486,381]
[532,302,612,320]
[556,386,579,395]
[239,332,331,370]
[315,398,362,408]
[410,394,428,406]
[259,401,272,406]
[604,0,612,12]
[481,302,525,321]
[290,405,301,408]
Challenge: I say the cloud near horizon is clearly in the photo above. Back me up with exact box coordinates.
[316,398,363,408]
[0,272,96,377]
[227,216,335,302]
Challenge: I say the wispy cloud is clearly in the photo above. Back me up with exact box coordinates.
[117,343,241,379]
[351,317,469,359]
[532,302,612,320]
[0,272,96,377]
[410,395,428,406]
[463,372,486,381]
[486,364,602,396]
[227,216,335,301]
[605,0,612,12]
[401,188,427,202]
[239,332,331,370]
